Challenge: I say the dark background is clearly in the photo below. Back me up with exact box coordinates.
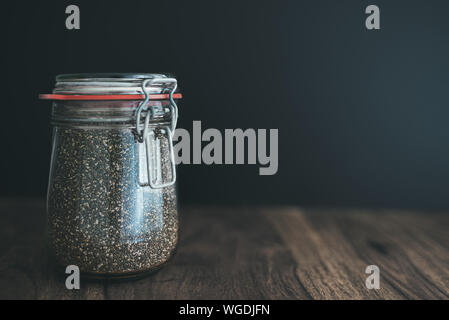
[1,0,449,210]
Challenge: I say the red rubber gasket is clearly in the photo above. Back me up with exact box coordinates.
[39,93,183,101]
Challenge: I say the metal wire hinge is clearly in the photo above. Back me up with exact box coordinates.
[135,78,178,189]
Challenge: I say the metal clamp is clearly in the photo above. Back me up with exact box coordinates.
[141,127,177,189]
[136,78,178,189]
[135,78,178,142]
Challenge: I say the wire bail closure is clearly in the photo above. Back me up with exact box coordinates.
[136,78,178,189]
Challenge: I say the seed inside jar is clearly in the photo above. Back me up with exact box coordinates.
[47,126,178,275]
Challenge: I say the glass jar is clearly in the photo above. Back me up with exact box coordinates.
[40,73,182,279]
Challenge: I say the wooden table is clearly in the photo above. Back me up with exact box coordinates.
[0,199,448,300]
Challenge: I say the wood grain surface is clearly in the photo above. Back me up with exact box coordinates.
[0,199,448,300]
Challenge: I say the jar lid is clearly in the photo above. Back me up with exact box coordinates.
[40,73,182,101]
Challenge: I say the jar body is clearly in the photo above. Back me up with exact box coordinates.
[47,100,178,277]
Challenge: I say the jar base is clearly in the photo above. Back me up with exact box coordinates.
[80,265,165,281]
[49,246,177,282]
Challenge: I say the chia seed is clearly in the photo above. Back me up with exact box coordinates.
[47,126,178,276]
